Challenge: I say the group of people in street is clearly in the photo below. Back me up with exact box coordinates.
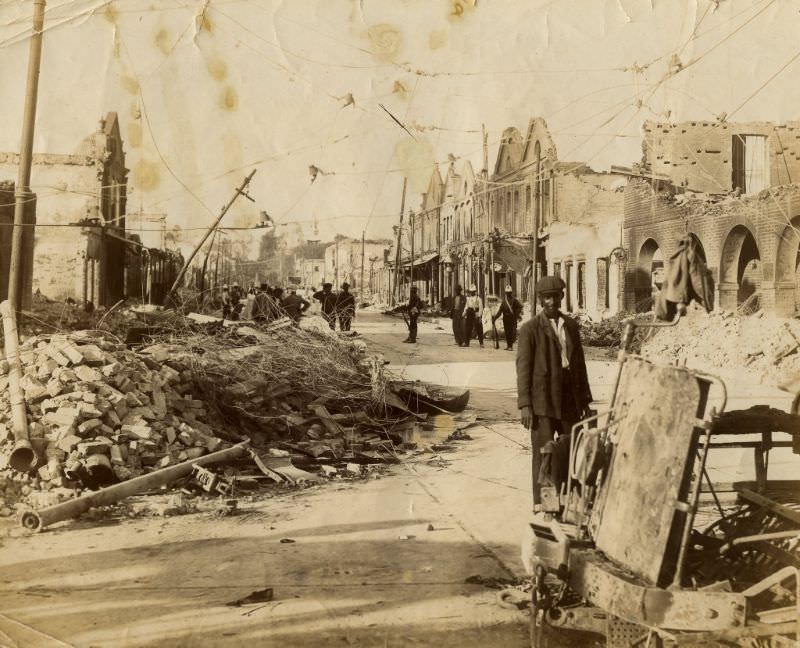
[249,283,311,324]
[450,284,523,349]
[313,282,356,331]
[220,280,358,332]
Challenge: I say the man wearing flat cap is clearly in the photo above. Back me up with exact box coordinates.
[516,275,592,512]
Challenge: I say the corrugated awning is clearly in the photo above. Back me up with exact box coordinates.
[492,239,531,274]
[402,251,439,268]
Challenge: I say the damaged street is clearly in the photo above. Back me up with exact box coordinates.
[0,312,566,647]
[3,2,800,646]
[0,310,797,647]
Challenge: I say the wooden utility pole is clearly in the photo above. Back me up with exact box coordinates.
[409,211,415,296]
[212,233,221,294]
[360,230,365,297]
[198,228,218,298]
[333,239,338,289]
[164,170,256,305]
[8,0,46,311]
[391,177,407,306]
[531,181,538,313]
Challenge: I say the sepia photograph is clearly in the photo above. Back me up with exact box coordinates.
[0,0,800,646]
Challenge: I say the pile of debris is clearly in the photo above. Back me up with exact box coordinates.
[0,321,472,523]
[0,330,231,510]
[578,311,654,350]
[640,304,800,384]
[18,292,140,338]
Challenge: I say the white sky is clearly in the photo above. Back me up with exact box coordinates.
[0,0,798,253]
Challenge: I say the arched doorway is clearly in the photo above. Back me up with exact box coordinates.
[775,216,800,314]
[719,225,761,310]
[635,238,661,311]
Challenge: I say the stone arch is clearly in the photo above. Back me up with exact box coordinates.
[775,216,800,314]
[719,224,761,310]
[633,238,661,310]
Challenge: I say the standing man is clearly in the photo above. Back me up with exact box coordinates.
[516,276,593,512]
[282,288,311,324]
[229,282,244,321]
[221,285,232,320]
[314,282,338,330]
[462,284,484,348]
[403,286,421,344]
[493,285,524,351]
[450,285,465,346]
[336,282,356,331]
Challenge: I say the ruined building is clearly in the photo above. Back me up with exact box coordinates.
[0,112,128,307]
[624,120,800,315]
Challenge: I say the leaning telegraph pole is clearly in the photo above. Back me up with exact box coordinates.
[390,177,407,307]
[8,0,46,311]
[164,170,256,306]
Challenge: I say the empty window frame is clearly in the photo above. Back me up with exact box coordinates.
[732,134,769,194]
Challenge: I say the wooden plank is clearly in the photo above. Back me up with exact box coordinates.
[737,488,800,527]
[593,358,705,586]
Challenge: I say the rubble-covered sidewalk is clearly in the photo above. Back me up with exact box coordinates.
[0,311,476,531]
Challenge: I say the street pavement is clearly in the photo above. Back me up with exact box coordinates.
[0,312,797,647]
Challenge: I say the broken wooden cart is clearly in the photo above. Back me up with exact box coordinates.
[522,347,800,647]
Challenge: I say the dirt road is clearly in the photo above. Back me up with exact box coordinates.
[0,313,791,647]
[0,314,541,647]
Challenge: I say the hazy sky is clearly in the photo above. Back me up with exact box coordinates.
[1,0,798,252]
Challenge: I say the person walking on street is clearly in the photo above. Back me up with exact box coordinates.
[462,284,484,347]
[221,285,232,320]
[313,282,338,330]
[403,286,421,343]
[336,282,356,331]
[516,275,592,513]
[494,285,524,350]
[282,288,311,324]
[450,285,465,346]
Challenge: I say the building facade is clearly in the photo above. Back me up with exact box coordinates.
[0,112,130,307]
[397,117,626,319]
[300,258,324,289]
[324,237,392,294]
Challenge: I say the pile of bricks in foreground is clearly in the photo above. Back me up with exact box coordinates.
[0,330,226,515]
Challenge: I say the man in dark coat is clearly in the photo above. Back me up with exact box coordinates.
[229,282,244,320]
[336,282,356,331]
[450,285,465,346]
[516,275,593,511]
[282,288,310,324]
[403,286,421,343]
[313,282,338,330]
[493,285,523,351]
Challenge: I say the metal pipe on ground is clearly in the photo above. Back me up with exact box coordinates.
[20,441,251,532]
[0,300,37,472]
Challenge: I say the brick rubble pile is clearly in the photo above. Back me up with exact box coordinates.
[0,330,227,515]
[641,304,800,384]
